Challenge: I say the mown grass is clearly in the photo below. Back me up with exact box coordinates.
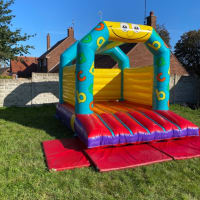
[0,104,200,200]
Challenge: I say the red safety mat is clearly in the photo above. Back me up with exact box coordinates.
[42,138,90,171]
[150,136,200,160]
[84,144,172,172]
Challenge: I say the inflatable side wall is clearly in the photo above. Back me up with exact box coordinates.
[62,65,154,107]
[124,66,153,106]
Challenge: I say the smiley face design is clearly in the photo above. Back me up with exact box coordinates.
[104,21,152,43]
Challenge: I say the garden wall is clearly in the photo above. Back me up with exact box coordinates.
[0,73,199,107]
[170,75,200,106]
[0,73,59,107]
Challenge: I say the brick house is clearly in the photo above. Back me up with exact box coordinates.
[10,12,187,78]
[10,56,38,78]
[37,27,76,73]
[9,27,75,77]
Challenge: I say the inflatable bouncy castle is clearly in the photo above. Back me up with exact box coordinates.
[56,21,199,149]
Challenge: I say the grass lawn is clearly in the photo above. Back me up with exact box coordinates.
[0,104,200,200]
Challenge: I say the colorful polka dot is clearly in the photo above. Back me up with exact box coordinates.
[95,22,104,31]
[89,62,94,75]
[76,91,86,103]
[156,72,166,82]
[77,70,86,82]
[97,37,105,48]
[78,53,86,64]
[82,34,92,43]
[147,41,161,51]
[89,101,94,111]
[156,89,166,101]
[156,57,166,67]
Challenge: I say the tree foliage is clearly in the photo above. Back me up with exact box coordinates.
[0,0,35,63]
[156,24,171,48]
[174,30,200,76]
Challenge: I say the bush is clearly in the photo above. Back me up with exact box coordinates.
[0,75,12,79]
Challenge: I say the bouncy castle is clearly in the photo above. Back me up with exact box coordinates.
[56,21,199,148]
[42,21,200,171]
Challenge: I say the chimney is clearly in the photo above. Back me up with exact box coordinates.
[68,27,74,38]
[147,11,157,29]
[47,33,50,50]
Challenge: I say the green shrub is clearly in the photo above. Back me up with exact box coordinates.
[0,75,12,79]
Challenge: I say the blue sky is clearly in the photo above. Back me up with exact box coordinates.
[11,0,200,57]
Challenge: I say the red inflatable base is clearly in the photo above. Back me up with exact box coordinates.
[42,138,90,171]
[84,144,172,172]
[150,136,200,160]
[43,136,200,172]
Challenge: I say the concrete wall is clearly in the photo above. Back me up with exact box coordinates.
[170,75,200,105]
[0,73,59,107]
[0,73,199,107]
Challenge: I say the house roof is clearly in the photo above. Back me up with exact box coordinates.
[38,37,67,59]
[170,53,188,75]
[10,56,38,74]
[128,43,188,75]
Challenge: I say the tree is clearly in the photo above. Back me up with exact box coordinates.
[0,0,35,63]
[156,24,171,48]
[174,30,200,76]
